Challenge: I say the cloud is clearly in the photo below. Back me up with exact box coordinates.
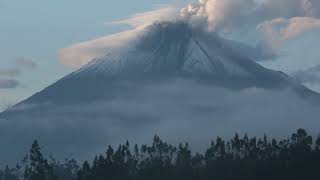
[109,6,178,28]
[0,68,20,77]
[59,26,147,69]
[59,7,178,69]
[180,0,320,55]
[292,64,320,92]
[181,0,320,31]
[181,0,257,32]
[0,58,37,77]
[0,58,36,91]
[258,17,320,50]
[14,58,37,69]
[0,78,19,89]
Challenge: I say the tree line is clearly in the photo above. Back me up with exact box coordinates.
[1,128,320,180]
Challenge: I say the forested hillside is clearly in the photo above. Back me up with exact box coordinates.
[1,129,320,180]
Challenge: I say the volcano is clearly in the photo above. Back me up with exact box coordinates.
[1,22,320,165]
[1,22,318,112]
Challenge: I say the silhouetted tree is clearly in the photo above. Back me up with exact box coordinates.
[23,140,54,180]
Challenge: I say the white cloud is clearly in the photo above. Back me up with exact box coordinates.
[179,0,320,73]
[59,7,177,69]
[258,17,320,50]
[281,17,320,39]
[59,26,147,69]
[109,6,178,28]
[181,0,257,31]
[180,0,320,32]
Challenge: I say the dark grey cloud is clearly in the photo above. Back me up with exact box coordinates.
[0,58,37,78]
[0,68,20,77]
[0,58,37,89]
[14,58,37,69]
[0,78,19,89]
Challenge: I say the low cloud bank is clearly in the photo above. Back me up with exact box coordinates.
[1,79,320,165]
